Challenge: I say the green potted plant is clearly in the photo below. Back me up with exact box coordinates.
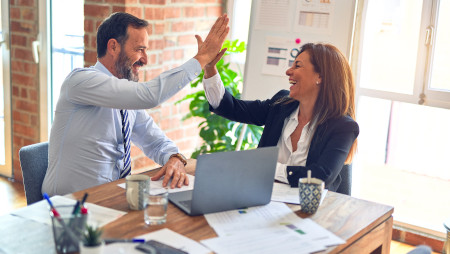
[177,39,263,158]
[79,225,104,254]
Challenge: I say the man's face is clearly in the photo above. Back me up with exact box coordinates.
[114,27,149,82]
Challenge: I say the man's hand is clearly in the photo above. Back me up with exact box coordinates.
[194,14,229,69]
[151,157,189,188]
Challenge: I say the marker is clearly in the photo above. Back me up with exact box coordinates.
[71,201,81,215]
[80,193,89,206]
[104,238,145,244]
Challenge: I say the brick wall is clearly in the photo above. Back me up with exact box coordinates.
[84,0,224,172]
[10,0,40,181]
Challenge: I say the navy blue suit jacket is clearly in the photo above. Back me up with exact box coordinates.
[210,89,359,192]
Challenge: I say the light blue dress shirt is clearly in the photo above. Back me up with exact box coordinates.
[42,59,201,196]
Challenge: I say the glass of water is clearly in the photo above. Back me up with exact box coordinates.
[144,188,168,225]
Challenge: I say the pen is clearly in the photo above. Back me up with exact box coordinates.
[71,200,81,215]
[104,238,145,244]
[80,193,89,207]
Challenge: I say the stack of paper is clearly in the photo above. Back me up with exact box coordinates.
[11,195,126,227]
[201,202,344,254]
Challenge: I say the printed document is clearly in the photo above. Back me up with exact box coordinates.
[11,195,125,227]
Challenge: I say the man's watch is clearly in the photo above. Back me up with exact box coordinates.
[170,153,187,166]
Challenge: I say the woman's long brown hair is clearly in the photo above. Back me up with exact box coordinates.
[280,43,357,163]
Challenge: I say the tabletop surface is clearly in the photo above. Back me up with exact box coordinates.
[68,159,394,253]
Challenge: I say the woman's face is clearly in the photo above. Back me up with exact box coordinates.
[285,51,321,102]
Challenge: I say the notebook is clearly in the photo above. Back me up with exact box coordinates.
[169,146,279,216]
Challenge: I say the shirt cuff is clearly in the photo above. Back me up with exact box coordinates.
[203,73,225,109]
[274,162,289,184]
[183,58,202,80]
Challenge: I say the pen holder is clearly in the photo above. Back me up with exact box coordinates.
[50,205,87,254]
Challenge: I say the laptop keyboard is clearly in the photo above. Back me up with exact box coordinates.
[179,200,192,210]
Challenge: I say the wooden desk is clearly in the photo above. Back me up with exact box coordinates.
[69,160,394,254]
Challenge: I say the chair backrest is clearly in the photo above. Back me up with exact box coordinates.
[19,142,49,205]
[336,164,352,196]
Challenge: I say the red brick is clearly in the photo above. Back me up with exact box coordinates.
[12,86,19,96]
[10,7,20,19]
[12,73,35,87]
[184,125,200,137]
[161,104,172,116]
[29,89,37,101]
[140,0,166,4]
[154,23,165,35]
[84,19,94,33]
[165,7,182,19]
[162,50,173,62]
[144,7,164,20]
[84,51,98,65]
[184,6,204,17]
[11,21,34,34]
[133,156,157,170]
[13,48,35,62]
[195,0,216,3]
[172,21,194,32]
[21,8,35,20]
[13,123,38,138]
[30,115,38,126]
[178,34,196,46]
[84,4,111,19]
[148,39,164,50]
[15,100,38,113]
[172,0,194,3]
[166,129,183,140]
[13,111,30,124]
[18,0,35,7]
[174,49,184,60]
[206,6,221,17]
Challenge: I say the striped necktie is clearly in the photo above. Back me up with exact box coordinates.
[120,109,131,178]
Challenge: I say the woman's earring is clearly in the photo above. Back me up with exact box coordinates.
[316,81,320,85]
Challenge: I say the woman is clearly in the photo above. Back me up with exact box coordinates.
[202,43,359,193]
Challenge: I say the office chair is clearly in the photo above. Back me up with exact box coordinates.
[336,164,352,196]
[19,142,49,205]
[406,245,432,254]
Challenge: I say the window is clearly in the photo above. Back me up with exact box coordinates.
[0,0,11,177]
[38,0,84,138]
[352,0,450,235]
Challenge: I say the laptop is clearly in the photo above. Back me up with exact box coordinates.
[169,146,279,216]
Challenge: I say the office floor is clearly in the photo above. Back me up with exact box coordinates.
[0,177,438,253]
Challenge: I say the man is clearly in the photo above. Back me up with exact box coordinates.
[42,12,229,196]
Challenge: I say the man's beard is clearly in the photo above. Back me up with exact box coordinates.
[114,50,142,82]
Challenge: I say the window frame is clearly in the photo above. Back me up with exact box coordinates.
[352,0,450,110]
[0,0,12,177]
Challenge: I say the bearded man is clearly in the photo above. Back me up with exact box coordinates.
[42,12,229,196]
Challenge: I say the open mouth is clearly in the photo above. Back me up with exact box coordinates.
[289,80,297,88]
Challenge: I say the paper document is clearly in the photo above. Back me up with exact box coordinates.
[201,227,325,254]
[204,201,344,253]
[11,195,126,227]
[271,182,328,205]
[204,202,303,237]
[103,228,211,254]
[118,174,195,194]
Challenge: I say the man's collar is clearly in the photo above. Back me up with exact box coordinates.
[94,61,114,77]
